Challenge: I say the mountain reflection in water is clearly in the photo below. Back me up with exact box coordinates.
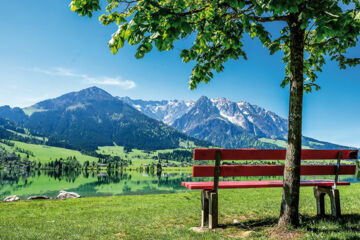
[1,168,359,200]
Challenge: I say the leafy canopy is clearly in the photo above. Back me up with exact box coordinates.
[70,0,360,92]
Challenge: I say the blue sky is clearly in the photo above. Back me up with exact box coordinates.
[0,1,359,147]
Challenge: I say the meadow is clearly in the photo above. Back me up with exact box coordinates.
[1,184,359,239]
[97,145,189,168]
[1,141,97,164]
[0,141,190,169]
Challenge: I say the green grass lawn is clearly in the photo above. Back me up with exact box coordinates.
[1,184,360,239]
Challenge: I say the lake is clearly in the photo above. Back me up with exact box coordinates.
[1,169,359,200]
[0,169,193,199]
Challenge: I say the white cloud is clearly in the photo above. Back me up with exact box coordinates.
[29,67,136,90]
[90,77,136,89]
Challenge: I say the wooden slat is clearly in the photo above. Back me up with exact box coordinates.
[181,180,351,190]
[193,165,356,177]
[194,149,358,161]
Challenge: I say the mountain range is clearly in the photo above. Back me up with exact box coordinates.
[0,87,209,150]
[120,96,288,139]
[0,87,351,151]
[121,95,349,149]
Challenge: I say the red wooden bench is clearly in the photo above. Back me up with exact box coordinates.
[182,149,358,229]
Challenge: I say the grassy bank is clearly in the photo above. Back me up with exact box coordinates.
[1,184,360,239]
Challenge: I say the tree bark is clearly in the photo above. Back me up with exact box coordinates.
[278,17,305,228]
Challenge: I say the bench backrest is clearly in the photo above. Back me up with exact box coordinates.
[194,149,358,161]
[193,149,358,178]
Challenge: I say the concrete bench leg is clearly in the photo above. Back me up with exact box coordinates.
[313,186,341,217]
[314,187,326,216]
[201,190,209,227]
[201,190,218,229]
[209,191,218,229]
[329,189,341,217]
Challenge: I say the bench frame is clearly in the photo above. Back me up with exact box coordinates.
[312,152,342,218]
[201,151,221,228]
[188,149,358,229]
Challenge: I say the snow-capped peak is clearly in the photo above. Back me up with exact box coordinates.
[119,96,288,139]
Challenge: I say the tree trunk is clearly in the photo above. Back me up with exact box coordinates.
[278,18,305,228]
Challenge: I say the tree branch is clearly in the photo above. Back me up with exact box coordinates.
[306,37,337,47]
[252,15,289,22]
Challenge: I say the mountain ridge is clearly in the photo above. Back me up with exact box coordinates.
[0,87,210,150]
[23,87,114,115]
[119,96,195,125]
[122,95,351,150]
[0,87,353,150]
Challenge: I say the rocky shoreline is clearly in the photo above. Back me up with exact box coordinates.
[3,190,81,202]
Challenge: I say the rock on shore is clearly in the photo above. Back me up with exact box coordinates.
[27,195,50,200]
[3,195,20,202]
[55,191,80,200]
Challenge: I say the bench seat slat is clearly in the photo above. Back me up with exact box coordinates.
[194,149,359,161]
[182,180,350,190]
[193,165,356,177]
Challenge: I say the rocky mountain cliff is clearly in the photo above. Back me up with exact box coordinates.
[173,96,288,140]
[123,95,349,149]
[122,95,288,139]
[119,97,194,125]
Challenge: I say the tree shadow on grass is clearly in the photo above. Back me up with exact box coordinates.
[217,214,360,239]
[217,217,302,239]
[301,213,360,234]
[218,216,278,230]
[219,213,360,228]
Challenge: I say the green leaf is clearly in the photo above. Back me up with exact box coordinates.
[355,12,360,20]
[110,46,118,54]
[289,6,298,13]
[117,38,124,49]
[135,51,145,59]
[124,30,132,40]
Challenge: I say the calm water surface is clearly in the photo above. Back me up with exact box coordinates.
[1,169,359,199]
[0,170,193,199]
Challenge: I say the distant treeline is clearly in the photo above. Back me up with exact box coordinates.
[158,150,193,162]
